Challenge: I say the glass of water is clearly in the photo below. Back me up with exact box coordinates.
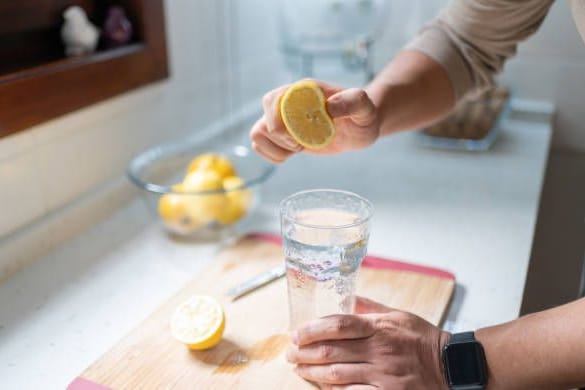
[280,189,373,329]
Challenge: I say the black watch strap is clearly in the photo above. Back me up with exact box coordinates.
[450,331,476,344]
[444,332,487,390]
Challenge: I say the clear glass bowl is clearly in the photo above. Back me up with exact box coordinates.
[127,136,275,240]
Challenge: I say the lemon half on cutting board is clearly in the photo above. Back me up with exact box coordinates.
[280,80,336,149]
[170,295,225,350]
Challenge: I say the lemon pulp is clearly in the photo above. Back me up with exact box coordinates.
[280,80,335,149]
[170,295,225,350]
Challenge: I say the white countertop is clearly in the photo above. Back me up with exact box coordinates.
[0,101,552,390]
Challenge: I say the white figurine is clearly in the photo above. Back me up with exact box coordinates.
[61,6,100,57]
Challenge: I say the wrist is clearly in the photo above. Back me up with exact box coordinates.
[436,330,451,390]
[474,327,493,388]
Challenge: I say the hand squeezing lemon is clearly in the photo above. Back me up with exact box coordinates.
[280,80,336,149]
[252,80,380,163]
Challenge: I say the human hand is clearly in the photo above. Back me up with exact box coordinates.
[286,297,450,389]
[250,80,380,163]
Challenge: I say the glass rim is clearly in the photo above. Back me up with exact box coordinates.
[279,189,373,230]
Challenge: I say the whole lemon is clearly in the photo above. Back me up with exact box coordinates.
[179,170,227,222]
[158,193,203,234]
[217,176,252,225]
[186,153,236,179]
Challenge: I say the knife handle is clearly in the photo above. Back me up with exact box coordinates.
[227,265,286,300]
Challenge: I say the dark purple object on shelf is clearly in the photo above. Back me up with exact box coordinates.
[103,5,133,48]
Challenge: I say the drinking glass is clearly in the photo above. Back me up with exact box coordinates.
[280,189,373,329]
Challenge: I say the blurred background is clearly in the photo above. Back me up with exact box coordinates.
[1,0,584,314]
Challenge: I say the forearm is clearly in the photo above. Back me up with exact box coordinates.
[364,50,455,136]
[476,297,585,389]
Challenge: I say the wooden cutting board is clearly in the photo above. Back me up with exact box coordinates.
[69,234,455,390]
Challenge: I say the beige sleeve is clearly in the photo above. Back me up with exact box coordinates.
[405,0,554,100]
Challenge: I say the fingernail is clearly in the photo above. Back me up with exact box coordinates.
[285,348,294,362]
[284,137,301,151]
[291,331,299,345]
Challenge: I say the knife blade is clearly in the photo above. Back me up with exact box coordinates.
[226,264,286,301]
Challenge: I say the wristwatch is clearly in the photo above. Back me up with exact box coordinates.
[442,331,488,390]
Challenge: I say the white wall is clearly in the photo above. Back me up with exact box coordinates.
[500,2,585,151]
[0,1,232,239]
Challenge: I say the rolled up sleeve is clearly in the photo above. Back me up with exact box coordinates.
[405,0,554,100]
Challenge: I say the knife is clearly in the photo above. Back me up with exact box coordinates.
[226,265,286,301]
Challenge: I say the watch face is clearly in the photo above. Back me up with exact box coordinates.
[445,342,485,385]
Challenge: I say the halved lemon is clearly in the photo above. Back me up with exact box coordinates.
[170,295,225,350]
[279,80,336,149]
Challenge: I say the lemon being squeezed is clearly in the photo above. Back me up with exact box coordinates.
[280,80,336,149]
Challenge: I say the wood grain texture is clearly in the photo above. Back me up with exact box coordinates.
[76,237,454,390]
[0,0,168,138]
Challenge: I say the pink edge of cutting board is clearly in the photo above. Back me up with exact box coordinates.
[68,377,112,390]
[248,233,455,280]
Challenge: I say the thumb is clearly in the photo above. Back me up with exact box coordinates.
[326,88,377,127]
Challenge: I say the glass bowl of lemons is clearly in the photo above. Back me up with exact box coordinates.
[127,138,275,240]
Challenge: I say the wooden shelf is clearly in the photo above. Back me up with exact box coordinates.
[0,0,168,138]
[0,43,146,83]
